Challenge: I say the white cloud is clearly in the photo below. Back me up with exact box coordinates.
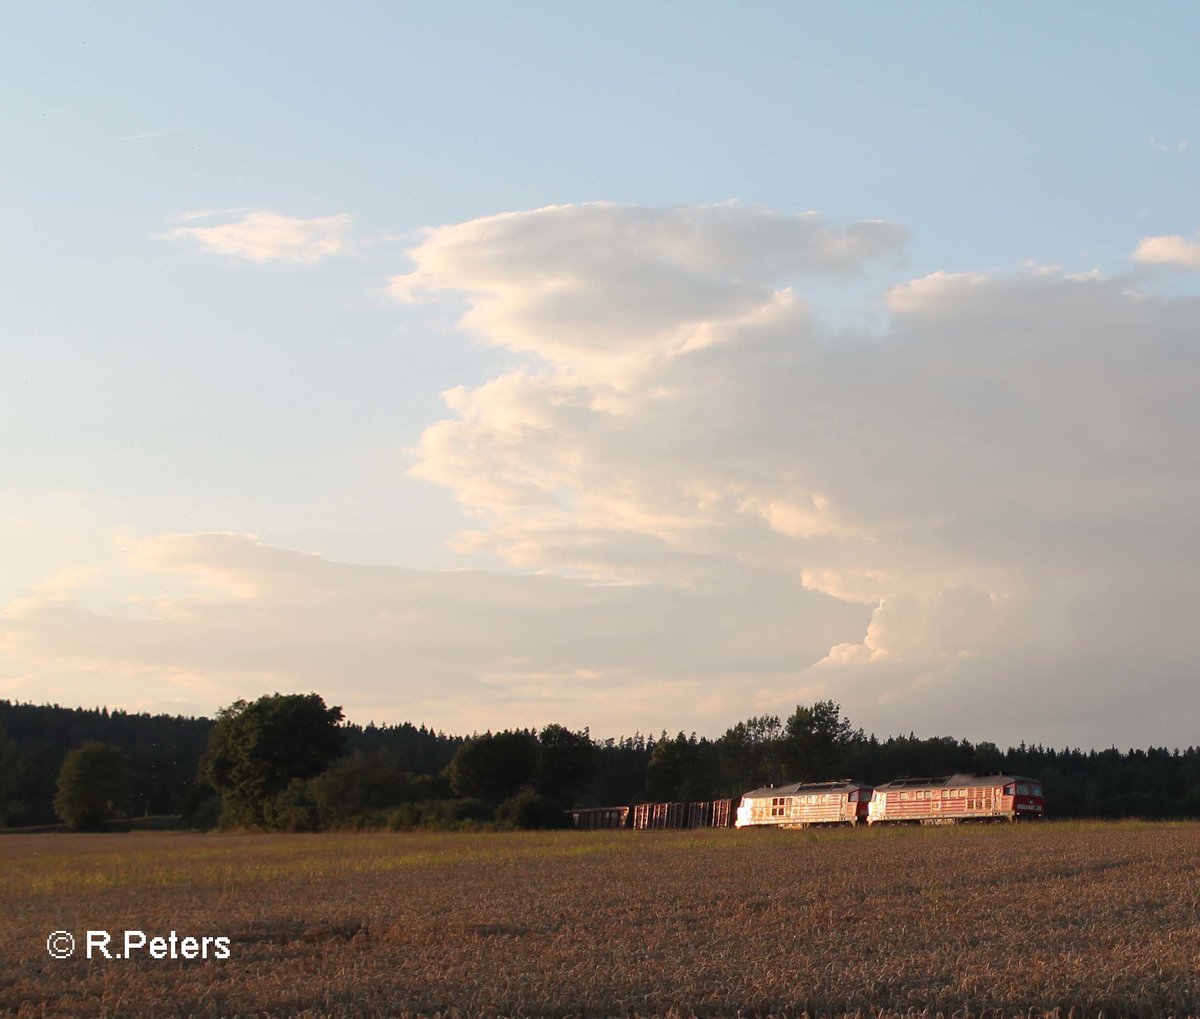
[391,202,907,378]
[1134,233,1200,269]
[392,203,1200,746]
[166,209,355,264]
[12,202,1200,746]
[1151,137,1190,154]
[0,532,863,735]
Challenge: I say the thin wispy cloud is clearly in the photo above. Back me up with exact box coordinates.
[119,128,182,142]
[165,209,356,264]
[1151,136,1190,154]
[168,208,256,223]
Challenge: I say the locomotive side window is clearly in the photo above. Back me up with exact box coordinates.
[1004,784,1015,795]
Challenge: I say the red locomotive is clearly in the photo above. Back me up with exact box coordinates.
[735,779,874,828]
[867,773,1044,825]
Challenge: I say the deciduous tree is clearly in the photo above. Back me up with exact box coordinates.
[53,741,130,830]
[447,731,538,804]
[202,693,344,828]
[782,700,858,780]
[535,724,595,808]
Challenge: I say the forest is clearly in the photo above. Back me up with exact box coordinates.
[1,695,1199,831]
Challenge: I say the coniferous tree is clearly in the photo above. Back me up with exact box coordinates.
[0,723,19,826]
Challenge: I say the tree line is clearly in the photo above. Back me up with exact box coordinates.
[3,694,1200,831]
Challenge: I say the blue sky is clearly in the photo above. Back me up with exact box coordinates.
[3,4,1200,745]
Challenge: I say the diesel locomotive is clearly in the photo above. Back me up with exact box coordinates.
[735,773,1045,827]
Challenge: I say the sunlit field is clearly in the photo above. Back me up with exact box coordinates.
[4,821,1200,1018]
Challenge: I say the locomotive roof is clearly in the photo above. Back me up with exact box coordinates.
[741,779,871,799]
[873,773,1038,791]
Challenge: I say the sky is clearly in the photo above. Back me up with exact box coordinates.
[3,3,1200,748]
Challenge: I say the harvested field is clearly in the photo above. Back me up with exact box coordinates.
[3,821,1200,1018]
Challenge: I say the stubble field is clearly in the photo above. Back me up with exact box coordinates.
[3,821,1200,1018]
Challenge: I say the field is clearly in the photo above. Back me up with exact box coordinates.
[3,821,1200,1018]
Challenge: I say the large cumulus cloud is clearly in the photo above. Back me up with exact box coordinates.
[5,201,1199,746]
[392,203,1200,746]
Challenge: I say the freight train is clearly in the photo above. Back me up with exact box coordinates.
[570,773,1045,830]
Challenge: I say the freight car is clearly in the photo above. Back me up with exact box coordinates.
[735,779,873,828]
[867,773,1044,825]
[570,799,734,830]
[631,798,734,830]
[570,806,630,830]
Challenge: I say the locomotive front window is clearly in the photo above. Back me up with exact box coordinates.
[1016,783,1031,796]
[1029,783,1042,797]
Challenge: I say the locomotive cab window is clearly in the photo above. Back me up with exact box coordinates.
[1004,784,1015,796]
[1016,783,1031,796]
[1029,783,1042,797]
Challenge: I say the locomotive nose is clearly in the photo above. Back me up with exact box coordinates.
[1006,780,1045,815]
